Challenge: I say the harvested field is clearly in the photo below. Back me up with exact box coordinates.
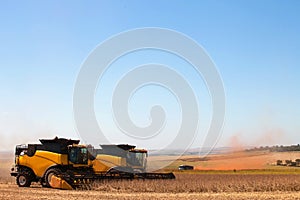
[1,184,300,200]
[1,174,300,200]
[91,173,300,193]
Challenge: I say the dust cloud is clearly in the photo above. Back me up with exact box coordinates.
[0,113,60,152]
[202,128,292,170]
[225,128,288,150]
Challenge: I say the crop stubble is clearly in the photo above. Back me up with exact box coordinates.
[1,174,300,200]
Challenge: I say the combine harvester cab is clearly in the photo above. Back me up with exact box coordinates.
[11,137,175,190]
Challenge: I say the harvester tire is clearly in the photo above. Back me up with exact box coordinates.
[45,168,62,188]
[16,173,31,187]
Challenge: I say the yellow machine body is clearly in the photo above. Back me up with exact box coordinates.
[92,154,126,173]
[17,151,69,178]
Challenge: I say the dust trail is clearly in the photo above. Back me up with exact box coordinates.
[199,128,290,170]
[253,128,285,147]
[0,113,58,152]
[227,133,245,151]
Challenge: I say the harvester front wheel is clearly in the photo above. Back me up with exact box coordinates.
[16,174,31,187]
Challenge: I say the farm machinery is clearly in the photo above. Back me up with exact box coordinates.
[10,137,175,189]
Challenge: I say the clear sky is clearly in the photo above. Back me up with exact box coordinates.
[0,0,300,151]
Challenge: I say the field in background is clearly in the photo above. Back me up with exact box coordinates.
[1,150,300,199]
[148,150,300,171]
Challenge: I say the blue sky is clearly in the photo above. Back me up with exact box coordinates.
[0,1,299,151]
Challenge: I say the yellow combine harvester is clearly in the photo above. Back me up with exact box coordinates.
[11,137,175,189]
